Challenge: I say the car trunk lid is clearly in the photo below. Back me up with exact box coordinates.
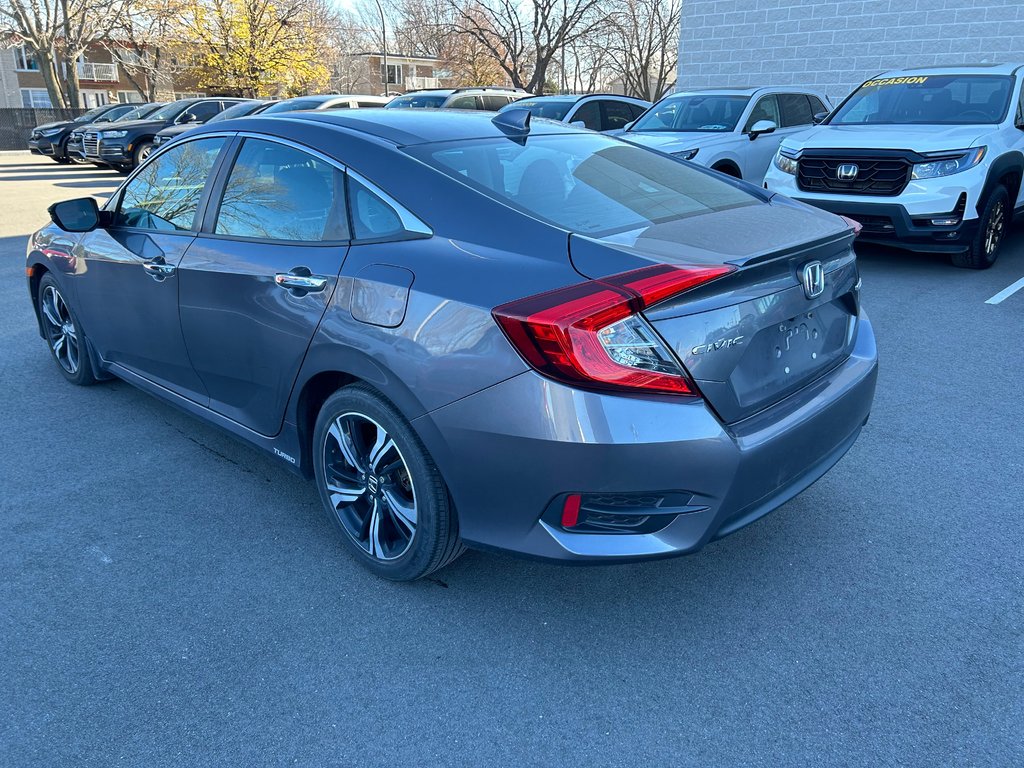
[570,200,860,423]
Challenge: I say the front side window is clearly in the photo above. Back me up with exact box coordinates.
[601,100,636,131]
[409,134,756,236]
[447,95,479,110]
[215,139,348,242]
[505,99,574,120]
[571,101,602,130]
[182,101,221,123]
[385,93,448,109]
[146,100,191,122]
[632,94,750,133]
[830,75,1013,125]
[744,95,781,131]
[114,137,226,231]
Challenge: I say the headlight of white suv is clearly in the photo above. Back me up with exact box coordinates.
[773,150,799,175]
[911,147,986,180]
[672,148,699,161]
[102,130,128,139]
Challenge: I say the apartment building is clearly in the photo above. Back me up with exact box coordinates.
[333,52,449,95]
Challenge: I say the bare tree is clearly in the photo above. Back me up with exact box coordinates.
[446,0,605,94]
[0,0,127,108]
[101,0,186,101]
[604,0,679,101]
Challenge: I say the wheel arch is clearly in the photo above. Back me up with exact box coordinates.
[26,259,50,336]
[711,159,742,179]
[980,151,1024,216]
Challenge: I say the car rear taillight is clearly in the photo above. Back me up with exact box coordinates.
[492,264,734,396]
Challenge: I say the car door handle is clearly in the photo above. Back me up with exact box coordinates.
[274,272,328,292]
[143,261,176,279]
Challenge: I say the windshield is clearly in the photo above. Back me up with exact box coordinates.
[830,75,1013,125]
[501,99,575,120]
[208,101,261,122]
[408,134,756,236]
[147,101,191,121]
[75,105,112,123]
[117,103,164,121]
[631,94,750,132]
[385,93,449,109]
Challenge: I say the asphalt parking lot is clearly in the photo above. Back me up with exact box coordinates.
[0,152,1021,767]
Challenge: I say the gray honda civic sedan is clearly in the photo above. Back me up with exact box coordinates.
[27,109,878,580]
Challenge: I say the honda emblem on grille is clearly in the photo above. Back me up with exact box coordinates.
[836,163,859,181]
[801,261,825,299]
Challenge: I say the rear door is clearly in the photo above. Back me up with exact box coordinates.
[73,136,229,401]
[177,136,351,435]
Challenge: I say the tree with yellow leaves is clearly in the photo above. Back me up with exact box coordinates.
[180,0,334,97]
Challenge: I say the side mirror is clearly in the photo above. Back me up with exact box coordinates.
[623,120,635,131]
[748,120,777,140]
[812,111,829,125]
[49,198,102,232]
[179,112,198,124]
[569,120,586,128]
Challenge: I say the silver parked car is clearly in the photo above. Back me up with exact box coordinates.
[619,87,831,183]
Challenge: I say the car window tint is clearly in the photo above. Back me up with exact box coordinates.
[809,96,828,116]
[187,101,222,122]
[572,100,602,130]
[356,101,382,108]
[415,134,756,236]
[448,95,478,110]
[602,100,635,131]
[214,138,348,242]
[114,137,225,231]
[348,176,407,240]
[778,94,814,127]
[744,95,781,130]
[627,103,647,120]
[480,94,510,111]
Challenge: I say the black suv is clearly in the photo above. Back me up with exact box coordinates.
[28,103,139,164]
[83,98,245,172]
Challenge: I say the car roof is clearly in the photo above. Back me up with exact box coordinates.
[247,108,585,146]
[872,63,1024,77]
[516,93,648,103]
[671,86,824,96]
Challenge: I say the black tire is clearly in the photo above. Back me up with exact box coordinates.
[51,138,71,163]
[133,141,154,169]
[712,163,741,179]
[36,273,98,386]
[953,185,1009,269]
[313,384,463,581]
[51,155,71,164]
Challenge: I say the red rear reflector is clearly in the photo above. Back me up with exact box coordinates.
[840,215,863,236]
[562,494,582,528]
[493,264,734,396]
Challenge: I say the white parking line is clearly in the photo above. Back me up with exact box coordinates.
[985,276,1024,305]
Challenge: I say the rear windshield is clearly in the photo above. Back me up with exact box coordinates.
[503,99,575,120]
[830,75,1013,125]
[386,94,449,109]
[407,134,756,236]
[632,94,750,132]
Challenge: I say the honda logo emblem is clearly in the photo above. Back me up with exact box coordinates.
[801,261,825,299]
[836,163,859,181]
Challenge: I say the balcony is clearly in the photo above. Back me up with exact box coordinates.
[405,76,441,90]
[77,62,119,82]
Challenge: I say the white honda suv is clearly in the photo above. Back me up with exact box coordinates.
[764,64,1024,268]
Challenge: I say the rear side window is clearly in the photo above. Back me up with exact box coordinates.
[601,100,635,131]
[214,138,348,242]
[114,137,226,231]
[348,177,405,240]
[480,94,511,111]
[778,94,814,127]
[447,95,479,110]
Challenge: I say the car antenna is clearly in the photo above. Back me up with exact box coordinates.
[491,108,531,136]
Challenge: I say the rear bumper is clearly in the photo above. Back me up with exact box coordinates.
[414,313,878,563]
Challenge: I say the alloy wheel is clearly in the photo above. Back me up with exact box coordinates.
[322,412,417,561]
[40,285,80,375]
[984,200,1005,256]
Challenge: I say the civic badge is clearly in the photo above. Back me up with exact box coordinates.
[836,163,859,181]
[801,261,825,299]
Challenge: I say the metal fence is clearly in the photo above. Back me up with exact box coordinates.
[0,108,87,151]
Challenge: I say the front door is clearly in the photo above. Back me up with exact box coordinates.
[73,136,229,402]
[178,137,351,436]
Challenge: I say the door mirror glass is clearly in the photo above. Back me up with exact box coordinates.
[748,119,777,139]
[570,120,585,128]
[179,111,198,124]
[49,198,101,232]
[813,111,829,124]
